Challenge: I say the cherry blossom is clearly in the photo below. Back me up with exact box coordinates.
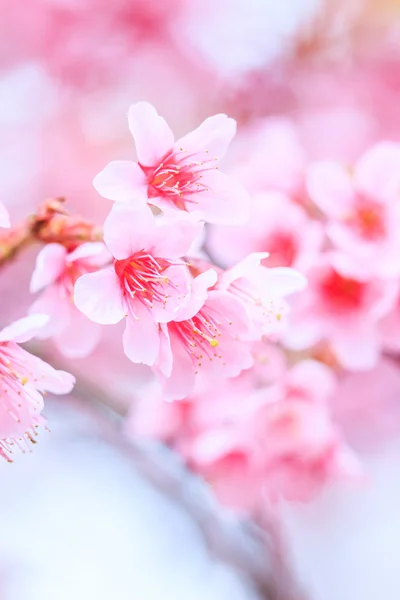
[29,242,110,358]
[93,101,250,224]
[284,255,398,370]
[0,315,75,461]
[74,204,202,366]
[208,191,323,271]
[307,142,400,278]
[217,252,307,338]
[154,269,254,400]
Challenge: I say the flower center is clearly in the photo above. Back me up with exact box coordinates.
[142,148,217,210]
[349,197,386,241]
[263,231,298,267]
[319,268,365,312]
[115,252,177,310]
[170,308,226,373]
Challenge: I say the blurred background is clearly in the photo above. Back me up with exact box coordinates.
[1,0,400,598]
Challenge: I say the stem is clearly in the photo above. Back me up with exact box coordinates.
[0,197,103,267]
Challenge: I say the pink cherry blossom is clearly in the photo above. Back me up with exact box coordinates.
[74,204,202,367]
[0,202,10,228]
[93,101,250,224]
[248,360,361,502]
[208,191,324,271]
[307,142,400,278]
[218,252,307,338]
[284,255,398,370]
[0,314,75,461]
[29,242,110,358]
[154,269,254,400]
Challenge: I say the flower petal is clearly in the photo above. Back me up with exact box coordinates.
[0,314,49,343]
[190,169,251,225]
[128,102,174,167]
[19,349,75,394]
[123,303,160,366]
[355,142,400,200]
[259,267,307,297]
[93,160,148,203]
[158,330,196,400]
[30,243,67,293]
[175,268,218,321]
[153,215,204,258]
[28,285,71,338]
[306,161,354,218]
[333,324,380,371]
[176,114,236,161]
[54,307,102,358]
[67,242,110,264]
[103,203,155,259]
[74,267,125,324]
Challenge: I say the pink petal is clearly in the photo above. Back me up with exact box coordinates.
[175,268,218,321]
[30,243,67,293]
[220,252,270,290]
[260,267,307,297]
[28,285,71,338]
[103,203,155,260]
[67,242,110,264]
[333,324,380,370]
[306,161,354,218]
[128,102,174,167]
[93,160,148,203]
[159,331,196,400]
[0,201,10,228]
[20,350,75,394]
[192,169,251,225]
[54,307,101,358]
[74,267,125,324]
[288,360,337,401]
[153,216,204,258]
[355,142,400,200]
[123,302,160,366]
[149,265,191,323]
[0,314,49,343]
[175,114,236,161]
[155,324,173,378]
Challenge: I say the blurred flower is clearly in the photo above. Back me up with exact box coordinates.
[307,142,400,278]
[209,191,323,270]
[0,314,75,461]
[285,255,398,370]
[29,241,110,358]
[93,101,250,224]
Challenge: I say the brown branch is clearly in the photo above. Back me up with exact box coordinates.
[0,197,103,268]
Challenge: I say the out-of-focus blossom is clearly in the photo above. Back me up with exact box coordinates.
[129,359,360,510]
[284,255,398,370]
[307,142,400,278]
[29,241,110,358]
[74,204,201,366]
[0,314,75,461]
[94,101,250,224]
[218,252,307,337]
[209,192,323,270]
[0,0,187,89]
[154,269,253,400]
[0,202,10,228]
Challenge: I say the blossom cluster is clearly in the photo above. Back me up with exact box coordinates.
[2,100,400,516]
